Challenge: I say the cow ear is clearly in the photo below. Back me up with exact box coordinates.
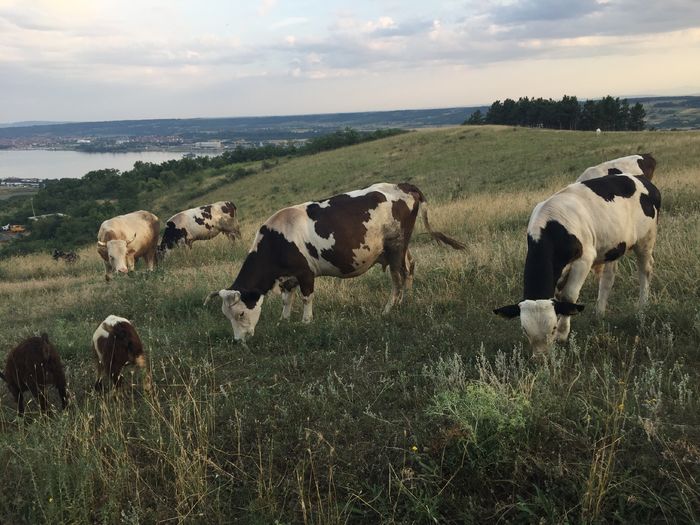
[553,301,585,316]
[222,290,241,305]
[493,304,521,319]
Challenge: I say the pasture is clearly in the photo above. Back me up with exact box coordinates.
[0,126,699,523]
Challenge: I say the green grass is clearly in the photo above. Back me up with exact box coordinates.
[1,126,699,523]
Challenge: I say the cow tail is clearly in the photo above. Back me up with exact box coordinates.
[419,201,466,250]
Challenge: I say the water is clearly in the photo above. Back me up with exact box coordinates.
[0,150,188,180]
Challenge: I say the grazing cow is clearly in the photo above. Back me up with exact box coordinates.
[204,182,465,341]
[577,154,656,182]
[494,174,661,354]
[52,249,80,264]
[159,201,240,254]
[1,334,68,414]
[92,315,151,391]
[97,210,160,281]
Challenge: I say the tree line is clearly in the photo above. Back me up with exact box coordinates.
[0,128,406,257]
[465,95,646,131]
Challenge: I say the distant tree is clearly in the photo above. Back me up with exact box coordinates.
[629,103,647,131]
[464,110,485,125]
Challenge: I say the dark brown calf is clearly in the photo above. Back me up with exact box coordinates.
[1,334,68,414]
[92,315,151,391]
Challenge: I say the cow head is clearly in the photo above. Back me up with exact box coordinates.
[493,299,584,354]
[98,234,136,274]
[204,289,264,342]
[112,321,146,367]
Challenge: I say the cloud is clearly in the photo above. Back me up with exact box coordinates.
[270,16,308,30]
[258,0,277,17]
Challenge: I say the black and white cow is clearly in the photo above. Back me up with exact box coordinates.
[204,182,465,341]
[494,174,661,354]
[577,153,656,182]
[159,201,240,253]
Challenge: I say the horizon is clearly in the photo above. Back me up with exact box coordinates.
[2,93,699,128]
[2,0,700,122]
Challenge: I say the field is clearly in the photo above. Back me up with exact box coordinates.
[0,126,699,523]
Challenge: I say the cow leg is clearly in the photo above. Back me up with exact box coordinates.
[298,273,315,324]
[146,249,157,270]
[404,249,415,291]
[555,255,593,343]
[634,247,655,307]
[56,383,68,409]
[103,260,113,281]
[383,248,406,315]
[281,288,296,320]
[596,261,617,315]
[127,255,135,272]
[8,384,23,415]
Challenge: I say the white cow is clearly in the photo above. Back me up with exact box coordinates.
[577,154,656,182]
[495,174,661,354]
[159,201,239,253]
[97,210,160,281]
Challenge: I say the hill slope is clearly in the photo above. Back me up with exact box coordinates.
[0,127,699,524]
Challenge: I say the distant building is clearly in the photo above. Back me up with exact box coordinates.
[194,140,223,149]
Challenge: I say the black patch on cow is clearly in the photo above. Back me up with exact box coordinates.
[604,242,626,261]
[305,191,387,274]
[305,243,319,259]
[221,201,237,218]
[524,221,583,300]
[635,175,661,219]
[581,174,636,202]
[397,182,426,203]
[160,221,188,249]
[229,226,312,304]
[607,168,623,175]
[637,153,656,180]
[199,205,213,220]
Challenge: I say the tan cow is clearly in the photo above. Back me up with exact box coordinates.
[97,210,160,281]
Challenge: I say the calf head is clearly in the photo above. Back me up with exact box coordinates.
[205,289,263,342]
[494,299,584,354]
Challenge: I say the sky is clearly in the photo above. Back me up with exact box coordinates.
[1,0,700,122]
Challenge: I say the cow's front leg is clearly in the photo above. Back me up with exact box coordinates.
[298,273,315,324]
[555,255,593,343]
[103,260,113,281]
[127,255,136,272]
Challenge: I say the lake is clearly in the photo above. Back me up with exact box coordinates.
[0,150,189,180]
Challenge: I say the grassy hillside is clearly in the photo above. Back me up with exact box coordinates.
[0,126,699,523]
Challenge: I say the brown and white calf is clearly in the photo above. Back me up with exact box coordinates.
[92,315,151,391]
[97,210,160,281]
[577,153,656,182]
[1,334,68,414]
[159,201,240,253]
[205,182,465,341]
[494,174,661,354]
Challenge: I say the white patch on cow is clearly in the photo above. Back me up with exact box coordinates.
[519,300,558,354]
[577,155,645,182]
[92,315,131,363]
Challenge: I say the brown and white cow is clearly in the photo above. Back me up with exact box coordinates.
[577,153,656,182]
[159,201,240,253]
[97,210,160,281]
[92,315,151,391]
[494,174,661,354]
[204,182,465,341]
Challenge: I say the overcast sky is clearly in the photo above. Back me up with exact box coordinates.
[2,0,700,122]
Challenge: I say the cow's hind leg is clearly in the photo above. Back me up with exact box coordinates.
[383,247,407,315]
[634,245,655,307]
[298,273,315,324]
[404,249,415,291]
[596,261,617,315]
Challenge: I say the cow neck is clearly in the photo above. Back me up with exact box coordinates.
[230,251,276,295]
[523,233,557,300]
